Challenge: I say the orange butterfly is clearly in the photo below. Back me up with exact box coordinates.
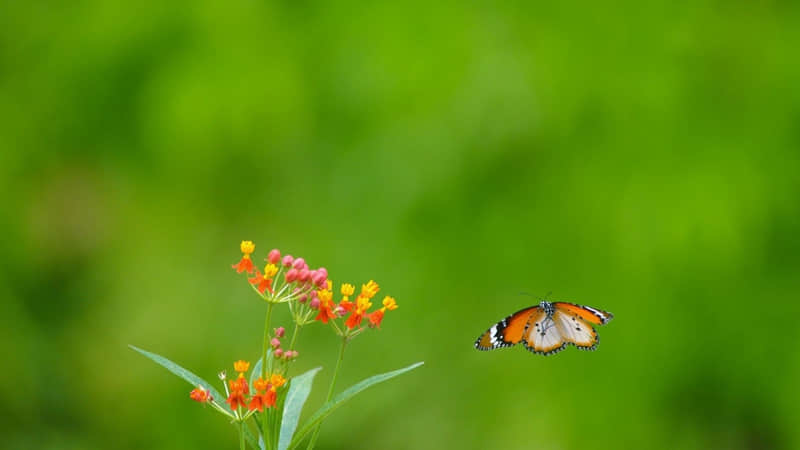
[474,300,614,356]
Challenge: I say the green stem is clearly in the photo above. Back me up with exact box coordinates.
[262,302,275,449]
[239,421,245,450]
[263,302,275,379]
[288,322,301,351]
[305,337,347,450]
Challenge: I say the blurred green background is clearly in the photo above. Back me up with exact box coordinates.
[2,1,800,449]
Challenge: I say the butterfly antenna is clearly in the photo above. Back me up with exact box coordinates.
[517,291,536,298]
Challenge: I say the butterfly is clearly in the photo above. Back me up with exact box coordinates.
[474,300,614,356]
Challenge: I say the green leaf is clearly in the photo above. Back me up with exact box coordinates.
[278,367,321,450]
[287,361,423,450]
[250,357,263,389]
[129,344,231,413]
[243,424,262,450]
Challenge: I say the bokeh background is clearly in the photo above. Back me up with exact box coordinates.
[2,1,800,449]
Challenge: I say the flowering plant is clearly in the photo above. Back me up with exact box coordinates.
[131,241,422,450]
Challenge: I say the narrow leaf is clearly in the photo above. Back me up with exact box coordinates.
[278,367,321,450]
[243,425,261,450]
[250,357,263,388]
[287,361,423,450]
[129,344,231,413]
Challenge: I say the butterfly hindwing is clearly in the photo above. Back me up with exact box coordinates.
[474,307,539,351]
[523,309,568,355]
[552,310,598,350]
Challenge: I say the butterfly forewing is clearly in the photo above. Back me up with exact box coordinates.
[474,307,538,350]
[552,302,613,325]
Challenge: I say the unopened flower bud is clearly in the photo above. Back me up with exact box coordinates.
[310,297,320,309]
[292,258,306,269]
[312,271,327,287]
[270,338,281,349]
[282,255,294,267]
[298,293,308,303]
[285,268,298,282]
[268,249,281,264]
[218,371,227,380]
[275,326,286,338]
[274,348,284,358]
[298,268,310,282]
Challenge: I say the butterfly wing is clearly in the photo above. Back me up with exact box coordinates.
[521,309,567,355]
[474,306,538,351]
[552,309,599,351]
[552,302,614,325]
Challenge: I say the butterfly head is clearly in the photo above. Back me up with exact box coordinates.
[539,300,555,317]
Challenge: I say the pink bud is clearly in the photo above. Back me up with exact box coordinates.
[317,267,328,277]
[287,350,298,359]
[268,249,281,264]
[310,290,319,299]
[285,268,298,282]
[292,257,306,269]
[270,338,281,349]
[282,255,294,267]
[298,293,308,303]
[275,327,286,338]
[301,262,309,270]
[310,297,320,309]
[274,348,284,358]
[298,268,310,282]
[334,306,345,316]
[312,271,327,287]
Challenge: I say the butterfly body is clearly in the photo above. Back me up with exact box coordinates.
[475,301,613,356]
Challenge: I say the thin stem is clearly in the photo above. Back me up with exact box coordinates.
[305,337,347,450]
[262,303,275,379]
[262,302,275,449]
[239,421,246,450]
[289,322,301,351]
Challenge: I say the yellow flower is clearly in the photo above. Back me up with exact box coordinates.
[382,296,398,311]
[233,360,250,375]
[240,241,255,255]
[341,283,355,296]
[270,374,287,389]
[264,263,278,278]
[355,295,373,315]
[360,280,380,299]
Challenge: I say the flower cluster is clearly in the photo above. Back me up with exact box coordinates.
[137,239,416,450]
[310,279,398,337]
[186,360,287,416]
[232,241,328,305]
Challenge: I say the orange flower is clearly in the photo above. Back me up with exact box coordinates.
[226,379,249,410]
[249,268,274,294]
[369,296,398,328]
[249,374,280,411]
[232,241,256,273]
[368,309,384,327]
[270,374,287,389]
[315,286,337,323]
[345,294,373,329]
[368,296,397,328]
[190,385,211,403]
[252,377,269,392]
